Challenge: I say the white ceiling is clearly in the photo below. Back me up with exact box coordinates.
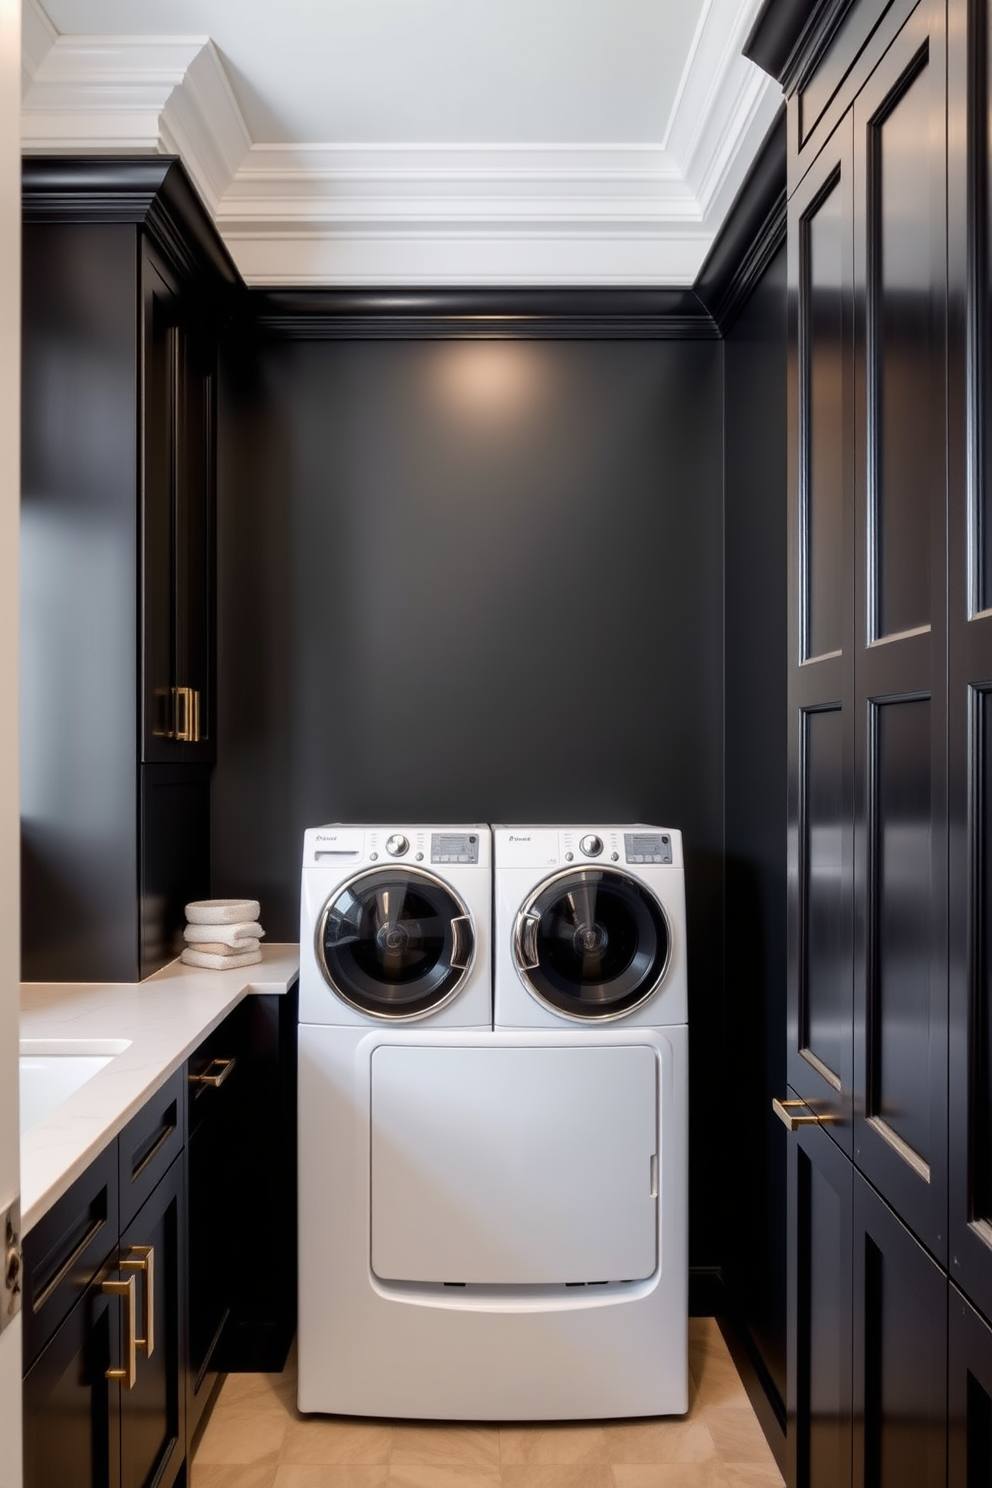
[20,0,781,287]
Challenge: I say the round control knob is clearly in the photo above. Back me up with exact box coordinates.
[580,834,603,857]
[386,834,410,857]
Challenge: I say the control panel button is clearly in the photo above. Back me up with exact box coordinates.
[580,834,603,857]
[386,834,410,857]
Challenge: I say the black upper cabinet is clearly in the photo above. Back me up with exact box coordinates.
[141,239,215,765]
[850,0,948,1264]
[21,158,237,982]
[786,112,856,1152]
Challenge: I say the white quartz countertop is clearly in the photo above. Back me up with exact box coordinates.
[20,943,299,1233]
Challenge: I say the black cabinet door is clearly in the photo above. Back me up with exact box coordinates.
[23,1257,121,1488]
[850,0,949,1263]
[853,1172,947,1488]
[949,1283,992,1486]
[118,1156,185,1488]
[947,0,992,1326]
[786,1108,854,1488]
[186,1004,247,1443]
[141,239,215,767]
[787,114,856,1150]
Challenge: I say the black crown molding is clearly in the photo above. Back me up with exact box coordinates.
[21,117,786,344]
[22,155,240,296]
[245,286,720,341]
[744,0,858,94]
[694,108,787,335]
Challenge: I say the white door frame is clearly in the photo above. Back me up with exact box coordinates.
[0,0,22,1483]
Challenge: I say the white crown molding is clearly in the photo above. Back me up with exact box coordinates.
[19,0,780,287]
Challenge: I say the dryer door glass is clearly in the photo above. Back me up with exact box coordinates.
[317,867,475,1019]
[516,868,670,1020]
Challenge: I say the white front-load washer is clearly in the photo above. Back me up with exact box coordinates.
[489,824,690,1417]
[298,823,495,1419]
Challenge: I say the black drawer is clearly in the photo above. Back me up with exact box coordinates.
[118,1066,185,1231]
[22,1142,118,1371]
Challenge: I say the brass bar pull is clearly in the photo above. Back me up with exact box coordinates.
[122,1245,154,1358]
[772,1097,826,1132]
[103,1274,138,1389]
[189,1057,236,1089]
[174,686,194,742]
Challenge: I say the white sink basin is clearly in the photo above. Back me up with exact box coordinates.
[19,1039,132,1133]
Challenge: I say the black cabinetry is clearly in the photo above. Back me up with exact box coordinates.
[20,158,237,983]
[185,990,298,1447]
[21,986,298,1480]
[769,0,973,1480]
[22,1071,186,1488]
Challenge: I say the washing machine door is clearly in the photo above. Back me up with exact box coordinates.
[316,866,475,1019]
[514,866,671,1020]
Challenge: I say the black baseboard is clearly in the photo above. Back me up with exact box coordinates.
[690,1266,786,1476]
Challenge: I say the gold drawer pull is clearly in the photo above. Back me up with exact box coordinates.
[122,1245,154,1359]
[103,1273,137,1390]
[189,1057,235,1089]
[772,1097,828,1132]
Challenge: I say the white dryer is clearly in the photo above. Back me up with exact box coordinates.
[489,824,690,1417]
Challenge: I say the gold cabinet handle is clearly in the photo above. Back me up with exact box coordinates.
[189,1056,235,1088]
[772,1096,829,1132]
[174,685,201,743]
[103,1273,138,1389]
[121,1245,154,1359]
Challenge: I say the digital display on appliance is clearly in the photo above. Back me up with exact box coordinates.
[624,833,672,864]
[431,833,480,864]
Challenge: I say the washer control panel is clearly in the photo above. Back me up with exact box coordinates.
[623,831,673,865]
[431,832,480,865]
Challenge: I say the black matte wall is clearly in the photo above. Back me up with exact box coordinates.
[214,330,727,1268]
[723,242,789,1412]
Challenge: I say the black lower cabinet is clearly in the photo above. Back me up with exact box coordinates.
[852,1173,946,1488]
[949,1285,992,1486]
[119,1158,185,1488]
[23,1256,121,1488]
[22,1086,185,1488]
[186,987,298,1445]
[787,1119,950,1488]
[186,1006,244,1444]
[787,1114,853,1488]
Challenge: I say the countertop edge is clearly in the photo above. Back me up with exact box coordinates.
[20,943,300,1232]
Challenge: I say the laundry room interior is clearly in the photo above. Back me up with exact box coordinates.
[5,0,990,1483]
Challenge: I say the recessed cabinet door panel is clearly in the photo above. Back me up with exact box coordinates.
[370,1045,657,1285]
[802,706,848,1093]
[853,1174,947,1488]
[870,60,935,642]
[869,696,933,1168]
[788,118,855,1144]
[852,0,948,1260]
[805,175,848,663]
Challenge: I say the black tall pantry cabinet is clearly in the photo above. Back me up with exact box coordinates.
[749,0,992,1480]
[20,159,237,983]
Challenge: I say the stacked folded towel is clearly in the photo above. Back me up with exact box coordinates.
[181,899,265,970]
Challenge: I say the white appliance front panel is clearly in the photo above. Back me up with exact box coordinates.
[370,1043,657,1285]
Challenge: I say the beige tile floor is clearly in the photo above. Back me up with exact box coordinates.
[192,1317,784,1488]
